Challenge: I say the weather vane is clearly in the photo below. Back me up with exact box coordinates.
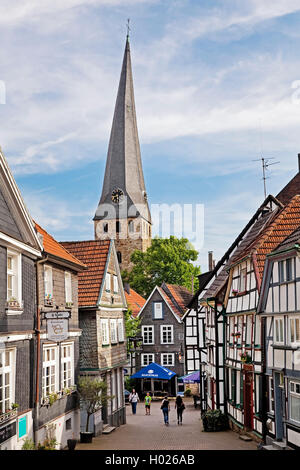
[127,18,131,38]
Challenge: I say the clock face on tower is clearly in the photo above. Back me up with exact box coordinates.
[111,188,124,204]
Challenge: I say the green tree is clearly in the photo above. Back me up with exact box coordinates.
[78,376,112,432]
[122,236,200,298]
[124,308,141,353]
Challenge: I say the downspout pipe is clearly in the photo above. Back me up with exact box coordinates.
[34,256,48,447]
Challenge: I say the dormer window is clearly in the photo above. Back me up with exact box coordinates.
[153,302,163,319]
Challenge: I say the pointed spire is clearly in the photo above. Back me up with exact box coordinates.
[94,35,151,223]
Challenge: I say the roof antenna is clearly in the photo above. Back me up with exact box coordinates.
[252,121,280,199]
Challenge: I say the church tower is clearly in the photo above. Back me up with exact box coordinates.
[94,34,152,272]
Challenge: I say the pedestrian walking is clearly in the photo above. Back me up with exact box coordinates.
[129,389,139,415]
[161,395,170,425]
[144,392,152,415]
[175,395,185,425]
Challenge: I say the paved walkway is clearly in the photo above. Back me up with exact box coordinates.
[77,398,258,450]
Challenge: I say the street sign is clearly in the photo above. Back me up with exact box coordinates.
[44,311,70,320]
[47,318,69,342]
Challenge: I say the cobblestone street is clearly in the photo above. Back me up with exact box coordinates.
[77,399,258,450]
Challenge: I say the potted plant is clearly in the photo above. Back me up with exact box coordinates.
[11,403,19,410]
[240,351,252,363]
[66,302,73,309]
[67,433,77,451]
[232,289,238,297]
[202,409,228,432]
[77,376,113,444]
[48,392,59,406]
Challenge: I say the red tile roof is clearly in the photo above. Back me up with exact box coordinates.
[161,283,193,317]
[125,288,146,318]
[60,240,111,307]
[34,222,86,269]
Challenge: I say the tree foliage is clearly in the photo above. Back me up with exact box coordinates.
[122,236,200,298]
[78,376,112,432]
[124,308,141,345]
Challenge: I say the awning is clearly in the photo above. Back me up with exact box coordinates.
[179,371,200,383]
[131,362,176,380]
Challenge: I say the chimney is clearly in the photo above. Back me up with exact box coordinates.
[208,251,214,271]
[124,283,130,295]
[298,153,300,173]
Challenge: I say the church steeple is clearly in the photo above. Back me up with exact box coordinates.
[94,35,151,224]
[94,35,152,272]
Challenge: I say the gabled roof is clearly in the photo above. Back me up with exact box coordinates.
[161,283,193,317]
[273,224,300,253]
[35,223,86,270]
[125,287,146,318]
[276,171,300,206]
[60,240,111,307]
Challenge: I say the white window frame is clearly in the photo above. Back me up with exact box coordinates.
[105,273,111,292]
[289,380,300,423]
[289,317,300,345]
[61,342,74,390]
[42,345,59,398]
[44,265,53,300]
[141,353,155,366]
[64,271,72,304]
[142,325,154,345]
[101,319,109,345]
[274,317,284,345]
[111,369,117,411]
[7,251,22,304]
[239,267,247,292]
[110,319,117,344]
[161,353,174,367]
[153,302,163,319]
[160,325,174,344]
[117,318,124,342]
[269,377,275,414]
[0,348,16,413]
[113,275,119,294]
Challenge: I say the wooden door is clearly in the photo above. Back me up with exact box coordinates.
[243,367,254,430]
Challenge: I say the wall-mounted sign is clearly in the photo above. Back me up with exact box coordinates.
[44,311,70,320]
[18,416,27,439]
[47,318,69,342]
[0,421,16,444]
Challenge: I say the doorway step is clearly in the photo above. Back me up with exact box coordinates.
[261,437,292,450]
[102,424,116,434]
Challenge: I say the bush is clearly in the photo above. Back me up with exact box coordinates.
[202,409,228,432]
[21,438,36,450]
[37,438,57,450]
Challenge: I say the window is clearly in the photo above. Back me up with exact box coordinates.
[66,418,72,430]
[105,273,111,292]
[141,354,154,366]
[236,316,242,346]
[103,223,108,233]
[279,261,285,283]
[113,275,119,293]
[117,251,122,264]
[153,302,163,319]
[61,343,74,390]
[0,349,15,413]
[274,318,284,344]
[286,259,293,281]
[44,265,53,300]
[7,251,21,302]
[111,370,117,411]
[269,377,275,413]
[255,375,262,415]
[42,346,58,398]
[246,315,252,346]
[128,220,134,233]
[161,353,174,367]
[239,267,247,292]
[160,325,174,344]
[116,221,120,233]
[65,272,72,304]
[110,319,117,344]
[289,317,300,345]
[230,369,236,403]
[279,259,294,283]
[117,318,124,342]
[101,319,109,345]
[142,326,154,345]
[290,381,300,423]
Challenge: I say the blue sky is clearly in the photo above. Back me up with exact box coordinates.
[1,0,300,271]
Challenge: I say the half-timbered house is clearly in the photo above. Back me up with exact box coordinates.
[61,239,127,433]
[258,225,300,449]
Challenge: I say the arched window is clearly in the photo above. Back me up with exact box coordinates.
[117,251,122,264]
[128,220,134,232]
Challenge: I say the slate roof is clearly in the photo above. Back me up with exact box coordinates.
[276,171,300,206]
[60,240,111,307]
[125,287,146,318]
[35,223,86,269]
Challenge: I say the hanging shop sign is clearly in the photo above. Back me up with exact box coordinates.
[47,318,69,342]
[44,311,70,320]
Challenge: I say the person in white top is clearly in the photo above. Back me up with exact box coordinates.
[129,389,139,414]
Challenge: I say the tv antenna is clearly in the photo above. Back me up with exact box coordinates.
[253,157,280,199]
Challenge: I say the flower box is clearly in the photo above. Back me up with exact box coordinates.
[5,299,23,310]
[44,297,54,307]
[0,409,18,425]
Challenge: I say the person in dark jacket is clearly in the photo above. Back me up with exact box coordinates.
[175,395,185,425]
[161,395,170,425]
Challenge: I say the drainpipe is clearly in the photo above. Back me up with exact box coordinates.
[34,257,48,447]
